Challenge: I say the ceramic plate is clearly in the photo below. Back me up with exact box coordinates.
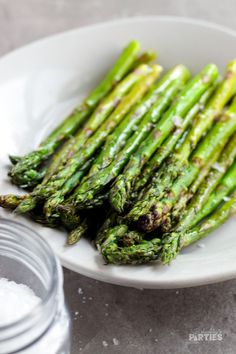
[1,16,236,289]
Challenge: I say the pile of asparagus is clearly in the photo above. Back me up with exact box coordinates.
[1,40,236,266]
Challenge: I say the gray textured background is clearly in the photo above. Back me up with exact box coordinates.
[1,1,236,353]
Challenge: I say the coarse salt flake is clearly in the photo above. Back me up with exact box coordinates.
[212,163,224,173]
[223,196,231,202]
[77,288,83,295]
[173,116,183,127]
[197,243,205,248]
[102,340,108,347]
[113,338,120,346]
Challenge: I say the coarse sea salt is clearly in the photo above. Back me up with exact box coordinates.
[0,277,41,325]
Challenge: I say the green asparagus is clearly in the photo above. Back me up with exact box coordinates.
[139,96,236,232]
[132,85,216,194]
[101,224,161,264]
[161,190,236,264]
[87,65,190,178]
[172,133,236,231]
[42,63,150,184]
[66,66,190,210]
[9,40,141,188]
[128,61,236,223]
[16,66,160,214]
[67,219,88,245]
[110,64,219,213]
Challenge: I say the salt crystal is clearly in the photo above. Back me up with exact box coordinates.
[102,340,108,347]
[173,116,183,127]
[105,312,109,316]
[88,297,93,301]
[105,303,109,307]
[149,328,153,333]
[113,338,120,346]
[223,196,231,202]
[154,338,158,342]
[75,311,79,315]
[197,243,205,248]
[78,288,83,295]
[0,278,41,325]
[212,163,224,173]
[176,290,179,295]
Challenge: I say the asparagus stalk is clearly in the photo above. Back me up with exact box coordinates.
[16,66,160,214]
[100,224,161,265]
[0,194,26,210]
[132,85,215,194]
[109,64,219,213]
[87,65,190,177]
[139,96,236,232]
[13,157,94,216]
[65,66,190,210]
[128,61,236,223]
[156,61,236,191]
[131,50,157,69]
[0,194,59,227]
[169,148,225,228]
[172,133,236,230]
[161,190,236,264]
[95,212,119,247]
[67,219,88,245]
[42,63,151,184]
[46,64,170,211]
[9,41,141,188]
[9,156,22,165]
[189,160,236,227]
[43,157,96,218]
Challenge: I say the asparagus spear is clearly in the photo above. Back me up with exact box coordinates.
[100,224,161,264]
[42,63,151,184]
[139,96,236,232]
[95,211,119,248]
[67,219,88,245]
[132,85,215,194]
[9,156,22,165]
[48,64,170,206]
[172,133,236,231]
[65,66,190,210]
[9,40,141,188]
[128,61,236,223]
[110,64,219,213]
[169,149,225,228]
[0,194,59,227]
[189,160,236,227]
[0,194,26,210]
[131,50,157,69]
[155,60,236,190]
[161,190,236,264]
[16,66,160,214]
[87,65,190,177]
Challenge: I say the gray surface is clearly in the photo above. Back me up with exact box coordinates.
[1,0,236,353]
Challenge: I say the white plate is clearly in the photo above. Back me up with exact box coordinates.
[1,16,236,289]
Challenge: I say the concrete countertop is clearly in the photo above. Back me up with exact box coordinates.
[1,1,236,353]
